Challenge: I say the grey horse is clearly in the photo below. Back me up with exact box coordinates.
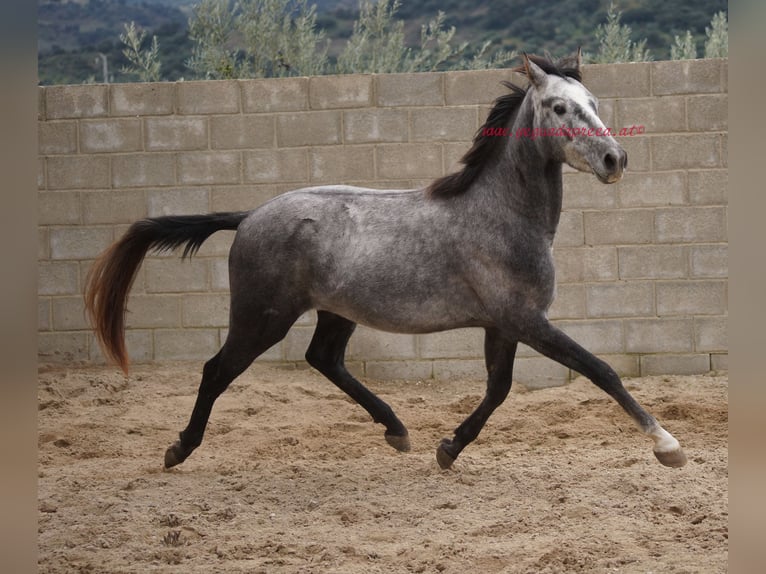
[86,52,687,471]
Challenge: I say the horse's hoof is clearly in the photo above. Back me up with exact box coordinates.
[164,441,187,469]
[385,431,411,452]
[436,439,457,470]
[654,447,687,468]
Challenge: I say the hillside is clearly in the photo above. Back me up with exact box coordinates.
[37,0,727,85]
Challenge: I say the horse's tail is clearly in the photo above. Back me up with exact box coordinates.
[85,212,250,374]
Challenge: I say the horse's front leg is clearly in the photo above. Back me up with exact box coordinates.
[517,314,687,467]
[437,328,517,469]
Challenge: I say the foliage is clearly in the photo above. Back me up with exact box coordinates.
[37,0,728,85]
[335,0,503,74]
[119,22,163,82]
[704,11,728,58]
[670,30,696,60]
[186,0,241,79]
[590,1,651,63]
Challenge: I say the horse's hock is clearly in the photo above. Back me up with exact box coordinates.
[38,59,728,387]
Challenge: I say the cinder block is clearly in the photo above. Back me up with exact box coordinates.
[309,74,372,109]
[211,258,229,291]
[688,169,727,205]
[654,207,727,243]
[177,151,241,185]
[39,121,78,155]
[112,153,176,188]
[410,107,477,142]
[210,115,275,149]
[51,296,88,330]
[89,329,153,364]
[433,359,485,381]
[597,354,640,378]
[547,284,586,319]
[124,295,181,328]
[586,282,654,317]
[38,332,89,363]
[443,142,470,173]
[617,245,688,279]
[652,59,723,96]
[553,210,584,247]
[46,156,110,190]
[38,261,80,295]
[154,329,220,361]
[583,209,654,245]
[282,325,314,361]
[376,143,443,179]
[687,94,727,131]
[276,111,341,147]
[38,228,50,260]
[79,119,142,153]
[45,85,108,119]
[110,82,175,116]
[554,246,618,283]
[375,72,444,107]
[711,353,727,371]
[624,318,693,353]
[343,109,409,143]
[309,146,375,183]
[347,327,417,361]
[147,188,210,217]
[512,357,570,389]
[144,258,209,293]
[562,172,618,209]
[39,191,80,225]
[210,184,288,212]
[418,329,484,359]
[690,245,727,278]
[38,158,46,190]
[616,96,686,134]
[244,149,308,183]
[50,227,114,260]
[145,117,208,151]
[616,171,686,207]
[694,316,727,352]
[365,360,434,381]
[597,99,617,133]
[177,80,240,114]
[651,134,721,171]
[194,233,235,258]
[655,280,727,316]
[444,69,514,105]
[182,293,230,327]
[558,319,624,354]
[582,62,651,98]
[81,190,146,224]
[615,135,650,171]
[640,354,710,376]
[38,299,51,331]
[242,77,309,113]
[720,133,727,168]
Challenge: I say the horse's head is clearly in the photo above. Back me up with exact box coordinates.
[522,52,627,184]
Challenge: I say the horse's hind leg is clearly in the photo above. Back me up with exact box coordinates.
[305,311,410,452]
[437,328,517,469]
[518,315,686,468]
[164,314,298,468]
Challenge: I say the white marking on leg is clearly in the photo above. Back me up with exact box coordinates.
[648,425,681,454]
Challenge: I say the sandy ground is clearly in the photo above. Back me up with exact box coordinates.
[38,362,727,573]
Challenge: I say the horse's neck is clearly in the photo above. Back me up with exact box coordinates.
[482,133,563,239]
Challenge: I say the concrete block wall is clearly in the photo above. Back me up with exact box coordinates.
[38,59,728,387]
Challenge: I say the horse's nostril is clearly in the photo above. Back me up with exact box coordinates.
[604,153,616,171]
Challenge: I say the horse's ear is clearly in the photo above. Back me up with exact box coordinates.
[575,46,582,71]
[523,53,548,88]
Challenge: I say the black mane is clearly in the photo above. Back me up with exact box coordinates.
[426,54,581,199]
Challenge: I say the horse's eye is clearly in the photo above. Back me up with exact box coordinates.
[553,104,566,116]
